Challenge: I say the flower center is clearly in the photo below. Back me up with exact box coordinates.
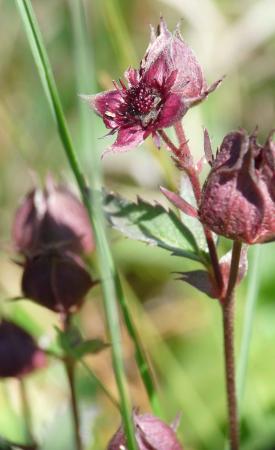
[125,84,162,127]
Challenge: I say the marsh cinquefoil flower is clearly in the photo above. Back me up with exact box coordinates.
[199,129,275,244]
[84,18,221,154]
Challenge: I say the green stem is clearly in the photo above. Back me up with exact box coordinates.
[19,378,37,450]
[62,314,82,450]
[65,360,82,450]
[16,2,137,448]
[68,0,162,417]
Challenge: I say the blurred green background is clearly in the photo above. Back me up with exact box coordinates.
[0,0,275,449]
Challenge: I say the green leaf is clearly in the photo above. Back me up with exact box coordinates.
[56,327,109,360]
[70,339,110,359]
[104,192,202,262]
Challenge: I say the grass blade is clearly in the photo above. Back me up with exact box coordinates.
[15,1,137,448]
[68,0,162,417]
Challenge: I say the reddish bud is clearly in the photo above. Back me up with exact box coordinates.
[21,250,93,313]
[12,177,94,255]
[0,320,46,378]
[199,130,275,244]
[107,411,184,450]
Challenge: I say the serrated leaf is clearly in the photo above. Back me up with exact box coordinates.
[104,192,202,262]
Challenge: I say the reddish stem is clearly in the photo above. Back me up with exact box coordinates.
[174,121,194,167]
[158,129,180,156]
[221,240,242,450]
[159,125,223,292]
[159,124,241,448]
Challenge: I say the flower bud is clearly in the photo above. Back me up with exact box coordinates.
[12,177,94,255]
[21,250,93,313]
[107,411,183,450]
[199,130,275,244]
[0,319,46,378]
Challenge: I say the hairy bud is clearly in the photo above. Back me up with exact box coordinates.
[199,130,275,244]
[0,320,46,378]
[107,411,183,450]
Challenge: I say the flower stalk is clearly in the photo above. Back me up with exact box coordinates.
[159,122,242,449]
[161,125,224,294]
[221,240,242,450]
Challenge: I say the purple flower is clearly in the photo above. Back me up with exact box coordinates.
[107,411,183,450]
[0,320,46,378]
[199,129,275,244]
[84,18,220,154]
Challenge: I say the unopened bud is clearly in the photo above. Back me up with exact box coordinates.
[199,130,275,244]
[22,250,93,313]
[12,177,94,255]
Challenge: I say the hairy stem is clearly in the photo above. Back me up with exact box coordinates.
[158,129,180,156]
[222,297,238,450]
[159,125,223,292]
[222,240,242,450]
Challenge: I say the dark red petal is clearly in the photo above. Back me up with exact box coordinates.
[156,94,186,128]
[82,90,123,118]
[103,126,145,155]
[143,54,171,87]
